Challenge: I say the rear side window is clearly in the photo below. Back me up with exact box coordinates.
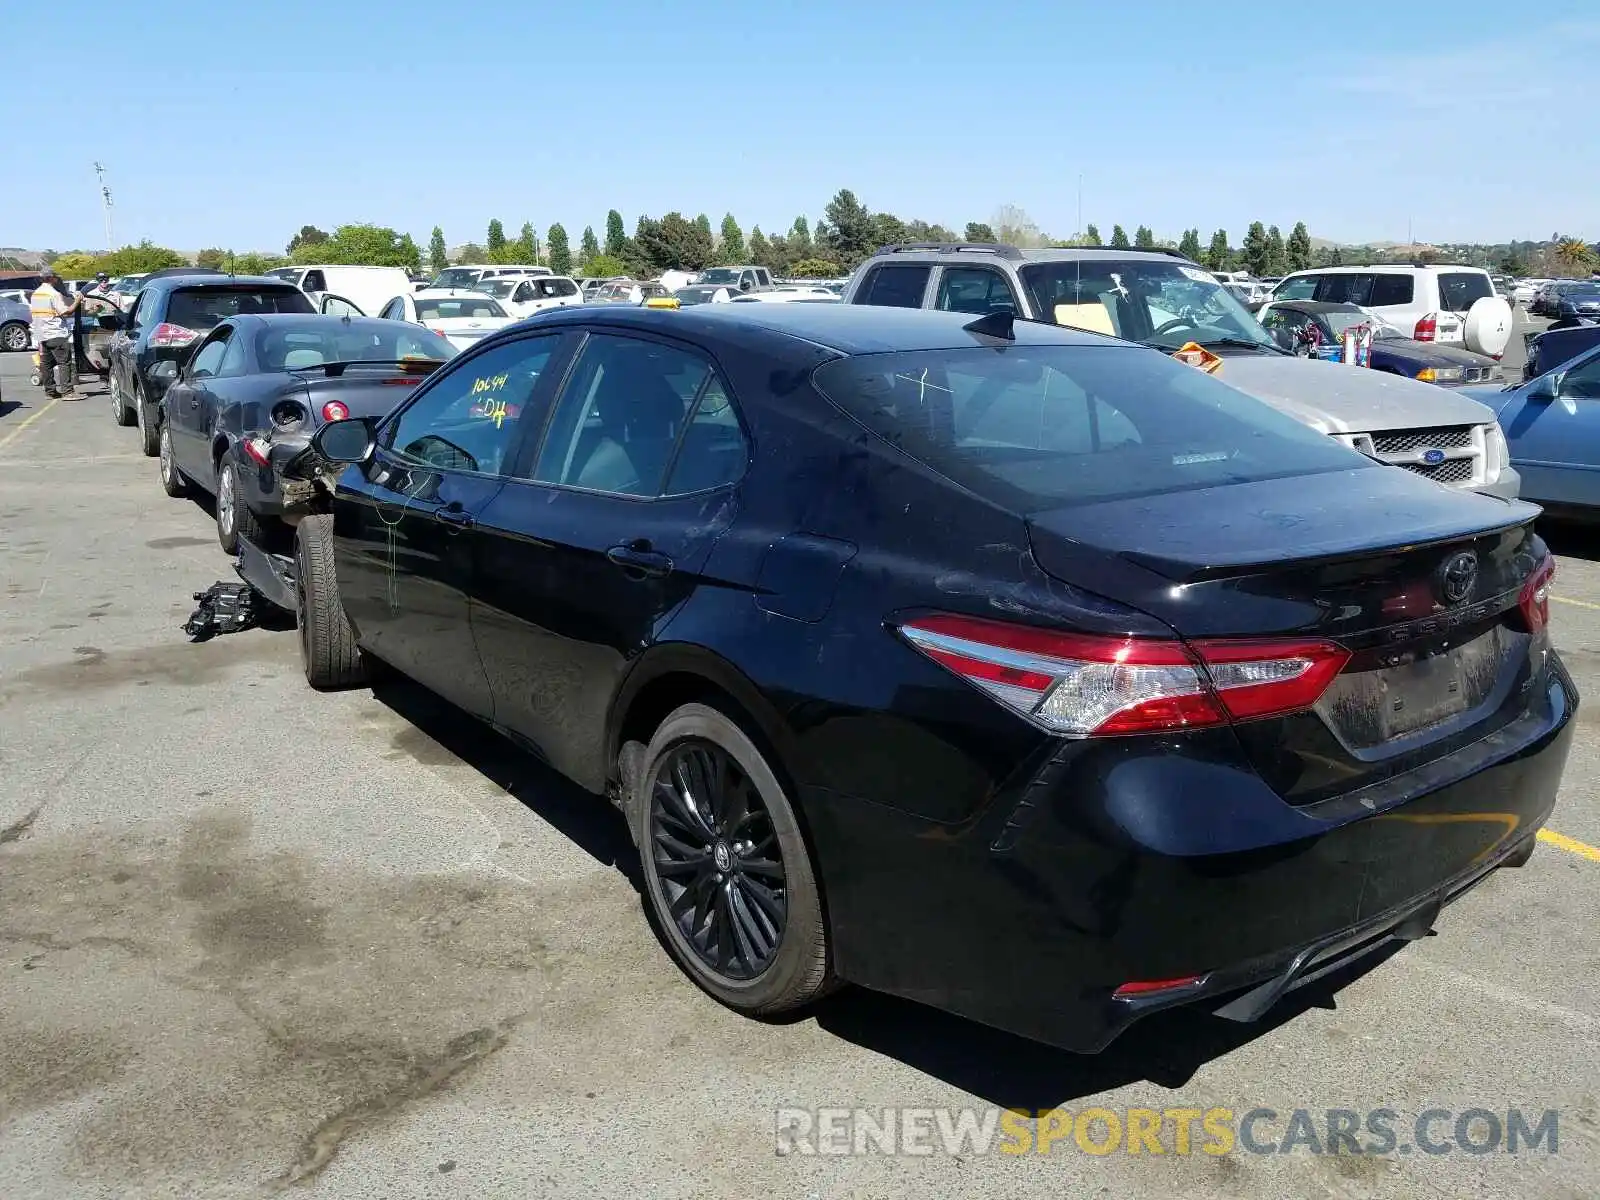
[857,264,930,308]
[1368,274,1415,306]
[812,345,1369,511]
[167,287,314,330]
[1437,272,1491,313]
[540,278,578,297]
[935,267,1018,315]
[1315,274,1374,305]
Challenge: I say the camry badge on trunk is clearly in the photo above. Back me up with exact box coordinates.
[1436,551,1479,605]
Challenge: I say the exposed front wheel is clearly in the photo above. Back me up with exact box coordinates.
[635,703,830,1015]
[295,513,364,690]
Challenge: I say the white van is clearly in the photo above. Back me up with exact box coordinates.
[264,265,415,320]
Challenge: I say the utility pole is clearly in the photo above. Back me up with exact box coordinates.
[1077,173,1083,244]
[93,162,114,250]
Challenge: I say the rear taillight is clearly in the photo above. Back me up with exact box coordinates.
[1413,313,1437,341]
[321,400,349,422]
[150,322,199,347]
[898,614,1350,737]
[1518,554,1555,634]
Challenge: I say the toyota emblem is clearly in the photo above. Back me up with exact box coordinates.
[1436,551,1478,605]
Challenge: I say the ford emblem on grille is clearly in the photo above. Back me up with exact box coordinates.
[1422,448,1446,465]
[1436,550,1478,605]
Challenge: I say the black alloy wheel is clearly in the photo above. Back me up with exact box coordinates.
[650,740,787,981]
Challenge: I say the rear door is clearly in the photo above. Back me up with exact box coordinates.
[468,330,748,786]
[334,331,567,718]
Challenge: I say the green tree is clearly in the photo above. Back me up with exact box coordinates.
[428,227,449,274]
[1286,222,1312,272]
[1084,223,1102,247]
[749,227,772,271]
[456,242,486,264]
[871,212,907,250]
[820,188,876,269]
[582,253,627,279]
[547,223,572,275]
[1498,250,1529,277]
[1178,229,1202,261]
[1109,225,1130,249]
[293,224,421,272]
[486,219,506,254]
[285,225,329,257]
[694,214,714,256]
[604,210,627,258]
[195,248,228,270]
[788,216,813,260]
[1241,221,1270,276]
[790,258,841,278]
[231,251,287,275]
[1206,229,1231,270]
[763,231,793,276]
[719,214,746,264]
[1265,225,1286,275]
[964,222,998,243]
[100,241,185,275]
[579,225,600,268]
[48,251,103,277]
[1133,225,1154,249]
[513,221,538,262]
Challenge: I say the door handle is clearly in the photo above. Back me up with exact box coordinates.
[433,504,474,530]
[606,542,673,577]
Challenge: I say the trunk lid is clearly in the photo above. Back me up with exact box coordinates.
[1027,467,1548,803]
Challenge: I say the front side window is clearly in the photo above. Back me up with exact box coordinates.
[217,330,249,376]
[303,270,327,292]
[935,267,1018,315]
[1560,353,1600,401]
[858,263,930,309]
[1274,275,1319,301]
[383,335,560,475]
[812,344,1369,511]
[530,334,728,496]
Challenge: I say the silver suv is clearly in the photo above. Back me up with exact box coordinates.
[842,243,1518,498]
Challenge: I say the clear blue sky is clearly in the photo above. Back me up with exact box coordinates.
[3,1,1595,254]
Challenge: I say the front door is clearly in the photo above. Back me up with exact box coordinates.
[469,330,749,787]
[1499,348,1600,507]
[165,328,231,478]
[334,331,568,718]
[320,293,365,318]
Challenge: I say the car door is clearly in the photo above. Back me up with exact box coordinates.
[115,286,156,395]
[320,294,365,318]
[166,328,231,478]
[468,330,749,787]
[1499,348,1600,507]
[333,331,568,718]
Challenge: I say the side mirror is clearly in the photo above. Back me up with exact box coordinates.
[739,279,752,292]
[150,360,179,384]
[1526,373,1559,403]
[312,417,377,464]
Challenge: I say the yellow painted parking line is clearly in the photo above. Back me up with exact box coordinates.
[1552,594,1600,612]
[0,396,60,452]
[1539,829,1600,862]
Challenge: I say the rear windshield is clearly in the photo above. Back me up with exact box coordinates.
[811,345,1371,511]
[475,281,517,298]
[168,287,314,329]
[254,322,454,372]
[416,296,505,319]
[1437,272,1492,313]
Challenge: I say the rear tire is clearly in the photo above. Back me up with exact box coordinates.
[158,422,187,497]
[634,703,830,1016]
[214,455,263,554]
[0,322,27,353]
[295,513,364,690]
[110,373,134,426]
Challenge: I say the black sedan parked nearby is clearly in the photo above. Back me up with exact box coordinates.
[1553,282,1600,321]
[105,273,314,455]
[1259,300,1501,385]
[292,303,1574,1052]
[155,314,454,554]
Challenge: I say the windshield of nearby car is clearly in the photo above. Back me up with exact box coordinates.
[415,296,506,320]
[812,344,1368,512]
[431,268,481,290]
[254,320,454,371]
[1018,260,1279,352]
[698,268,742,284]
[168,287,315,329]
[1437,272,1493,313]
[474,281,518,298]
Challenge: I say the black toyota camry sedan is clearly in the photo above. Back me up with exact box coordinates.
[292,302,1576,1052]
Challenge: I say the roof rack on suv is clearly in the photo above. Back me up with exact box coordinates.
[876,242,1024,260]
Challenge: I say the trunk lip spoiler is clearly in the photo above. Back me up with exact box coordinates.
[285,358,443,378]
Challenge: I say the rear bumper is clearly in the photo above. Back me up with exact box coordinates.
[804,663,1576,1053]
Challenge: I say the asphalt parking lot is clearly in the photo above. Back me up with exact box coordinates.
[1,320,1597,1200]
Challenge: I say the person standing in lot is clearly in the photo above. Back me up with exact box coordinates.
[30,267,81,399]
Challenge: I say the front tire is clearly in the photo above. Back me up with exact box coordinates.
[635,703,830,1016]
[159,423,187,497]
[136,388,159,456]
[295,513,364,690]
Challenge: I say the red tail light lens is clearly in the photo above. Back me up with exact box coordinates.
[321,400,349,422]
[1113,975,1207,999]
[898,614,1349,737]
[242,436,271,466]
[1413,313,1437,341]
[150,322,199,347]
[1518,553,1555,634]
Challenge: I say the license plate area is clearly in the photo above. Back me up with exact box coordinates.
[1317,625,1508,748]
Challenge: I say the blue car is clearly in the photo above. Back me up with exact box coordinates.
[1463,341,1600,516]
